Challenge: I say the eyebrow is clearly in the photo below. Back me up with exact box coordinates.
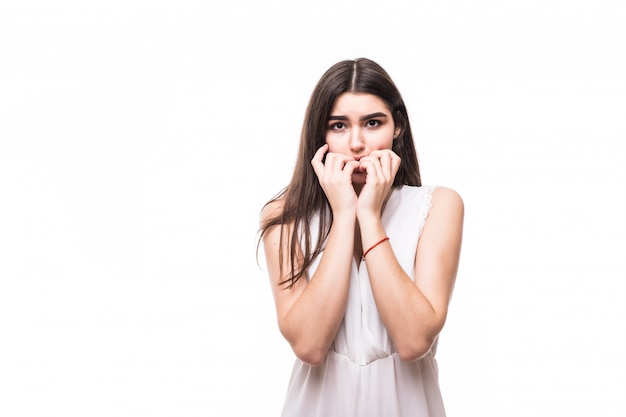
[328,112,389,122]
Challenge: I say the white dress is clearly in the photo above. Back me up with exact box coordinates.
[280,185,446,417]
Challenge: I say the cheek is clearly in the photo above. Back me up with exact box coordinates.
[372,133,394,150]
[324,137,343,153]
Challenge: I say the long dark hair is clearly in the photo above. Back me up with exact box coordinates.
[259,58,421,288]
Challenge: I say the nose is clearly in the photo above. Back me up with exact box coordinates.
[349,127,365,152]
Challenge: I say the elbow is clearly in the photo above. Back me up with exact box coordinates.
[279,323,329,366]
[292,344,327,367]
[397,336,437,362]
[397,314,448,362]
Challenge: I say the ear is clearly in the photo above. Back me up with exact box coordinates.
[393,126,401,139]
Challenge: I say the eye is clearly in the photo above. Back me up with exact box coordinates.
[366,119,381,128]
[330,122,346,130]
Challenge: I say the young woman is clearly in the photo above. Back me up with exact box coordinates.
[258,58,464,417]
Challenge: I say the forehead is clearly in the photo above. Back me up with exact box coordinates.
[330,93,390,114]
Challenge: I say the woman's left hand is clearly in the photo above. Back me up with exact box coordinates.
[356,149,401,221]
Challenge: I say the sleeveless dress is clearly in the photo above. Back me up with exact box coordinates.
[280,185,446,417]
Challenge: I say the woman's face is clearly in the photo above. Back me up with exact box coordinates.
[325,92,399,184]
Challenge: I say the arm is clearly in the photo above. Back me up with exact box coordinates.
[359,187,464,361]
[261,146,360,366]
[261,204,354,366]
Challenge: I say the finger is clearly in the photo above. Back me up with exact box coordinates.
[311,144,329,177]
[379,151,392,178]
[391,154,402,176]
[358,157,383,181]
[343,160,360,176]
[367,149,387,160]
[326,152,355,172]
[369,150,396,180]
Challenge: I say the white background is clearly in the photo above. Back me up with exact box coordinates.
[1,1,625,416]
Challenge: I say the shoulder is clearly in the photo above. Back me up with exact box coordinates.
[431,187,464,212]
[260,198,285,225]
[397,185,463,211]
[427,186,464,228]
[416,187,464,260]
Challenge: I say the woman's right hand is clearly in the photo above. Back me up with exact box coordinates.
[311,144,359,219]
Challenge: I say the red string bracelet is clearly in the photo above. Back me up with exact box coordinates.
[362,237,390,261]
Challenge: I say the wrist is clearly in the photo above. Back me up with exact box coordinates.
[358,218,386,248]
[362,236,390,260]
[332,210,357,227]
[356,212,381,229]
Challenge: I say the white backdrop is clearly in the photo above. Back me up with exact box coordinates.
[1,1,625,416]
